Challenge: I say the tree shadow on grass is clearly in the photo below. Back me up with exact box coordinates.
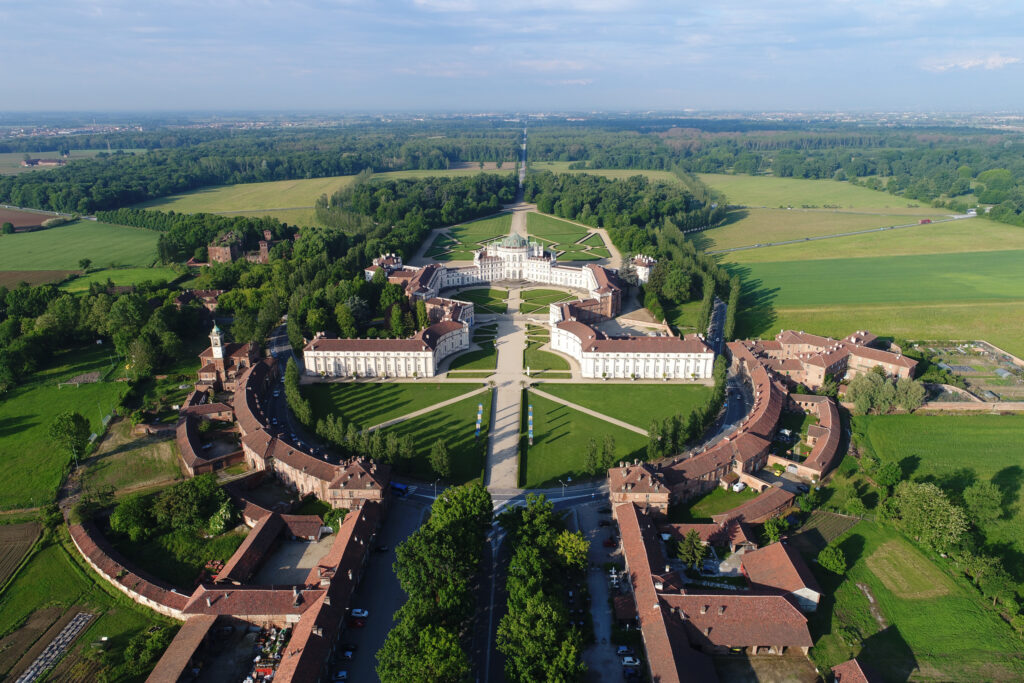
[916,467,976,505]
[898,455,920,480]
[991,465,1023,519]
[0,415,37,439]
[723,265,778,339]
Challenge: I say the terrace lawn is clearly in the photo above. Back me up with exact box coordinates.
[447,344,497,371]
[448,213,512,243]
[0,220,159,271]
[526,212,588,244]
[386,392,492,484]
[303,382,479,429]
[807,521,1024,681]
[667,486,759,523]
[136,168,513,215]
[454,288,508,314]
[531,161,685,186]
[697,208,940,253]
[854,414,1024,590]
[524,342,569,376]
[0,345,128,510]
[538,383,713,430]
[723,216,1024,263]
[697,174,948,214]
[0,531,175,681]
[59,266,182,293]
[521,392,647,488]
[519,288,575,314]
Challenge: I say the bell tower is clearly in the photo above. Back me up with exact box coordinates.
[210,324,224,360]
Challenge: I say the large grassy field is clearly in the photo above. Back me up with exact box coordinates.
[697,208,945,252]
[137,168,514,218]
[697,174,948,214]
[853,414,1024,588]
[0,346,128,510]
[531,161,685,186]
[526,212,588,242]
[0,220,159,271]
[538,383,713,430]
[0,149,147,175]
[303,382,480,429]
[0,531,176,681]
[82,420,183,495]
[521,391,647,488]
[808,521,1024,681]
[386,392,492,484]
[59,266,182,293]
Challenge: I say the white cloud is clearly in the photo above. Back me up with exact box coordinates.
[923,54,1021,72]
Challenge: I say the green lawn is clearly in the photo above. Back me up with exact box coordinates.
[303,382,479,429]
[519,288,575,314]
[854,414,1024,589]
[538,383,713,430]
[581,232,606,247]
[526,212,588,243]
[0,531,176,681]
[667,486,760,522]
[110,524,246,590]
[454,288,508,314]
[697,174,948,214]
[447,343,497,371]
[524,342,569,375]
[0,346,128,510]
[0,220,159,271]
[136,168,513,215]
[449,213,513,243]
[521,392,647,488]
[531,162,685,186]
[59,266,182,293]
[386,392,492,484]
[83,420,183,495]
[808,521,1024,681]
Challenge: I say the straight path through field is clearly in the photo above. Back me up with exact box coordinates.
[529,387,649,436]
[366,385,488,432]
[485,317,527,490]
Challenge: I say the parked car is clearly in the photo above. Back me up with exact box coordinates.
[599,519,611,527]
[623,666,640,679]
[731,481,747,493]
[338,650,354,661]
[333,672,348,681]
[340,643,357,651]
[621,656,641,667]
[375,544,389,552]
[349,617,366,628]
[351,608,369,618]
[616,646,635,656]
[603,537,617,548]
[796,483,810,493]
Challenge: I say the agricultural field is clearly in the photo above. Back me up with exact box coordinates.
[82,420,183,495]
[0,270,73,289]
[788,510,861,555]
[519,288,576,314]
[531,161,685,186]
[853,414,1024,589]
[0,532,174,681]
[538,383,713,430]
[808,521,1024,681]
[59,266,182,293]
[520,391,647,488]
[385,392,492,484]
[0,149,147,175]
[137,167,513,223]
[697,174,949,214]
[697,208,943,253]
[0,345,128,510]
[732,249,1024,358]
[0,522,41,588]
[0,206,53,227]
[453,287,508,314]
[303,381,480,429]
[0,220,159,271]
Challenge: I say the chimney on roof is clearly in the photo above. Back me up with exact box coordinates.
[205,597,211,607]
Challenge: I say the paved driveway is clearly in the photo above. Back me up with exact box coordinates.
[338,497,428,681]
[576,501,624,682]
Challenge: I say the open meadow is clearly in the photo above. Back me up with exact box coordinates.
[807,521,1024,681]
[0,220,159,271]
[531,161,685,186]
[60,266,182,293]
[520,391,647,488]
[697,174,949,214]
[0,345,128,510]
[0,149,147,176]
[538,382,713,430]
[303,381,480,430]
[82,419,183,495]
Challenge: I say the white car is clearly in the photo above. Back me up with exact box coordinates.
[351,608,369,618]
[621,656,641,667]
[732,481,747,493]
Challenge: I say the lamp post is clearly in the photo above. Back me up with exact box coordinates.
[558,476,572,498]
[434,478,441,498]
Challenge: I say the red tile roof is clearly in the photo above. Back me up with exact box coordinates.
[711,487,794,525]
[215,513,284,584]
[146,614,218,683]
[660,593,812,649]
[741,542,820,596]
[832,657,884,683]
[183,585,325,617]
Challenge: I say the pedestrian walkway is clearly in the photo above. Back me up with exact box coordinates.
[529,387,649,436]
[15,612,94,683]
[367,385,489,432]
[485,317,527,489]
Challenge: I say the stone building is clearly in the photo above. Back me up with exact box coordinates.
[196,324,260,392]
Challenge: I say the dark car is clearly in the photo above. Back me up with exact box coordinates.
[338,651,354,661]
[375,544,389,552]
[603,537,617,548]
[598,520,611,527]
[349,617,366,628]
[616,646,635,656]
[796,484,810,493]
[340,643,357,651]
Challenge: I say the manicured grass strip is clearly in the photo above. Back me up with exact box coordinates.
[807,521,1024,681]
[521,392,647,488]
[444,372,494,378]
[60,267,182,293]
[581,232,605,247]
[0,220,158,271]
[588,248,611,258]
[557,251,602,261]
[303,382,478,429]
[448,213,513,243]
[524,342,569,374]
[527,212,588,241]
[448,345,497,371]
[539,382,713,430]
[696,173,947,213]
[0,346,128,511]
[387,393,492,484]
[455,288,508,314]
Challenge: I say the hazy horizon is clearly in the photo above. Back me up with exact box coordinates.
[2,0,1023,112]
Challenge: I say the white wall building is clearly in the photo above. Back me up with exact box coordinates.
[304,320,469,378]
[631,255,657,284]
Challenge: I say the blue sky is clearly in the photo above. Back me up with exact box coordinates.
[1,0,1022,112]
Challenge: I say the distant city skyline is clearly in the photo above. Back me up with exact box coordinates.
[2,0,1023,112]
